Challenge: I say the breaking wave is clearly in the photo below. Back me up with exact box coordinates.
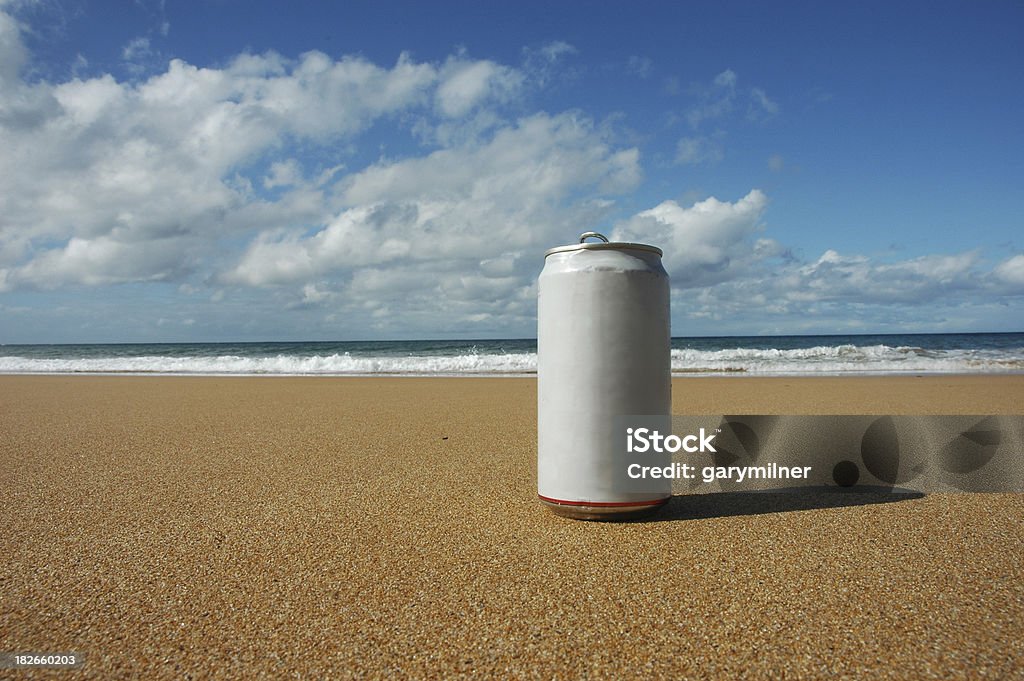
[669,344,1024,374]
[0,341,1022,375]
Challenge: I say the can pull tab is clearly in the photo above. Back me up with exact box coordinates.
[579,232,609,244]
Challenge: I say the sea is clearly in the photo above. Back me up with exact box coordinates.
[0,333,1022,376]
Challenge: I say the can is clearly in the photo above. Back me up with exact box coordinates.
[537,231,672,520]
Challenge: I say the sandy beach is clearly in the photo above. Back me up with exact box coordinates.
[2,375,1023,678]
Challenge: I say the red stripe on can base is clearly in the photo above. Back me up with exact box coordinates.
[537,494,669,508]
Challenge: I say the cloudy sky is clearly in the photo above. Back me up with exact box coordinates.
[1,0,1022,343]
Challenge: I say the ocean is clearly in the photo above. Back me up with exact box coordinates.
[1,333,1022,376]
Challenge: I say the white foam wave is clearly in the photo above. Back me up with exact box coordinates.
[670,344,1024,374]
[0,352,539,375]
[0,344,1021,375]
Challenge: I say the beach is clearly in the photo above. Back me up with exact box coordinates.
[2,375,1023,678]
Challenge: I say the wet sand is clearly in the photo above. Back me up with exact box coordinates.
[1,375,1022,678]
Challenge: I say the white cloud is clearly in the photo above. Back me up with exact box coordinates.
[435,57,523,117]
[221,108,638,333]
[227,112,642,293]
[263,160,303,190]
[994,254,1024,288]
[0,10,543,296]
[612,191,1018,329]
[786,250,982,304]
[613,189,770,287]
[664,239,996,327]
[0,49,441,267]
[12,235,195,288]
[1,5,1020,339]
[300,283,331,305]
[340,113,638,207]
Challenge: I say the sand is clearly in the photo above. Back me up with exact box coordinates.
[1,375,1022,679]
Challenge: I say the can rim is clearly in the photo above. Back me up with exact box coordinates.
[544,241,663,257]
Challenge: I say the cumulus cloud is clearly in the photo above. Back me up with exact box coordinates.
[609,189,1022,331]
[0,4,559,301]
[0,5,1021,338]
[227,112,642,293]
[12,235,196,289]
[613,189,772,287]
[0,48,439,262]
[218,108,640,336]
[0,5,645,335]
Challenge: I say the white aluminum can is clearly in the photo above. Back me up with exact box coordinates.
[537,232,671,520]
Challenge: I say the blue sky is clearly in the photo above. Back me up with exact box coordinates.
[1,0,1022,342]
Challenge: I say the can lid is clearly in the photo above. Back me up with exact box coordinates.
[544,231,663,257]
